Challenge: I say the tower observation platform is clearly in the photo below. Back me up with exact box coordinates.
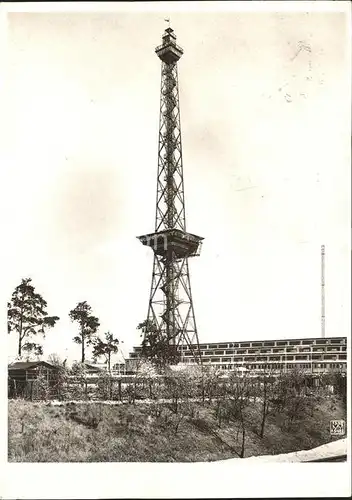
[137,27,203,365]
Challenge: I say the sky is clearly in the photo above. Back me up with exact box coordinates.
[2,5,350,365]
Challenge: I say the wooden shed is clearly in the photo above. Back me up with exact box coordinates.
[8,361,59,399]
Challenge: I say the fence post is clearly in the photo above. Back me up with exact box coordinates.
[30,380,33,401]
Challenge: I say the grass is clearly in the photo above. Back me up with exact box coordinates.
[8,395,346,462]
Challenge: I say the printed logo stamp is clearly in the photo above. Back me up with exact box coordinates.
[330,419,346,436]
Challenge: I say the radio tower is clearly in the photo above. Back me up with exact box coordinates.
[137,27,203,364]
[321,244,325,338]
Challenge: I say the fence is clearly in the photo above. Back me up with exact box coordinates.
[8,369,346,404]
[8,371,167,402]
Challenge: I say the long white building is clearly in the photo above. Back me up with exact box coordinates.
[126,336,347,374]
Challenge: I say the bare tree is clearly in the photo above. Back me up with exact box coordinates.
[259,366,276,438]
[227,368,253,458]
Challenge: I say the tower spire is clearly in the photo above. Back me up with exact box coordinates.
[137,29,203,367]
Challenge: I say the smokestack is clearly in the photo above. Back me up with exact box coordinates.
[321,244,325,338]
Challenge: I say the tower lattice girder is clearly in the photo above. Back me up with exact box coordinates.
[137,28,203,364]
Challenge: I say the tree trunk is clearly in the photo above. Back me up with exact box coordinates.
[260,401,268,438]
[240,418,246,458]
[18,333,22,357]
[81,335,85,363]
[18,298,24,357]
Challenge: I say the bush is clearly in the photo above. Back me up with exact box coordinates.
[96,372,113,400]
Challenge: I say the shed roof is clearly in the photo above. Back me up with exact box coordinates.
[83,363,103,371]
[8,361,57,370]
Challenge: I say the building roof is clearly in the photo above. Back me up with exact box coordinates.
[8,361,57,370]
[83,362,103,371]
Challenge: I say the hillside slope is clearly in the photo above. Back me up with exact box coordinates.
[8,395,346,462]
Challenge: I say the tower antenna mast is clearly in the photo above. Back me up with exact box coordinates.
[137,28,203,366]
[321,244,325,338]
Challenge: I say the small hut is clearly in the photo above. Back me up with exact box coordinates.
[8,361,59,399]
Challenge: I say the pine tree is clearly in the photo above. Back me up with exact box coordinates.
[137,319,180,368]
[69,301,100,363]
[92,331,120,372]
[7,278,59,358]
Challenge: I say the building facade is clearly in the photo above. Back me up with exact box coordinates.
[127,336,347,374]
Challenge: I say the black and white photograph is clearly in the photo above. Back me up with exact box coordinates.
[1,1,351,498]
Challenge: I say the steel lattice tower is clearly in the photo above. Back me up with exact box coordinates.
[137,27,203,364]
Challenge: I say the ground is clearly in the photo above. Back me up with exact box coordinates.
[8,395,346,462]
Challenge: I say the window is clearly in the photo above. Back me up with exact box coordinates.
[302,340,311,345]
[241,343,250,347]
[211,357,220,362]
[324,354,336,360]
[277,341,287,346]
[264,342,274,347]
